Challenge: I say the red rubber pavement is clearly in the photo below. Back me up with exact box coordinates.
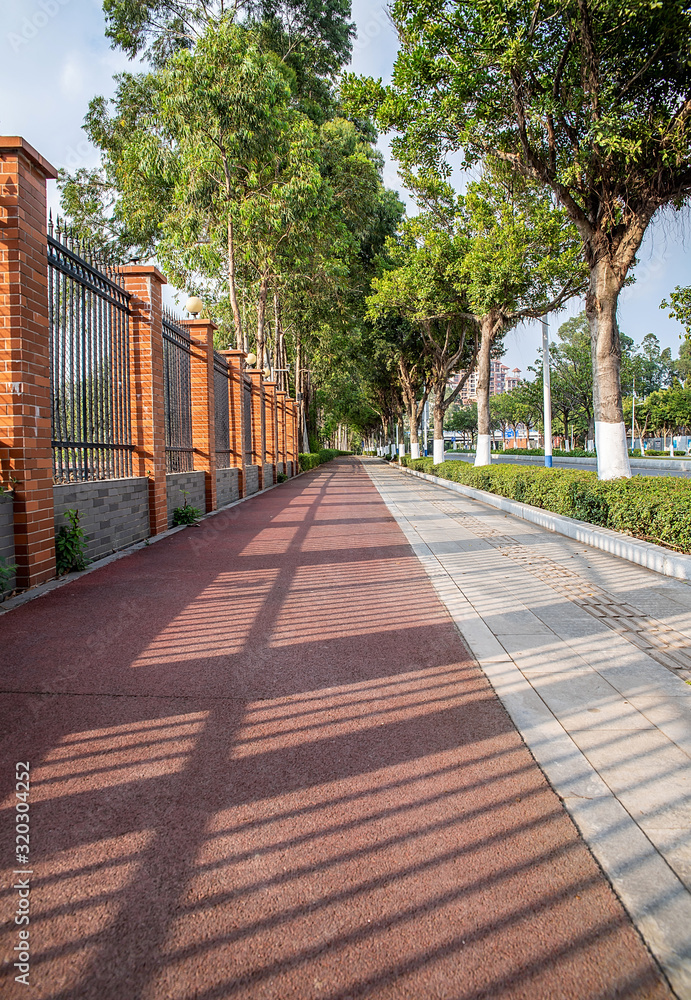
[0,458,671,999]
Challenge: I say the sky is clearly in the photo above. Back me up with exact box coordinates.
[3,0,690,373]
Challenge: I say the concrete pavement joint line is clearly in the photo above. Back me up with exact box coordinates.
[396,464,691,582]
[363,460,691,1000]
[0,689,246,701]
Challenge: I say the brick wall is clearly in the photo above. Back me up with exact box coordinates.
[245,465,260,496]
[166,471,206,527]
[216,467,240,507]
[0,139,57,586]
[53,478,150,564]
[0,491,15,594]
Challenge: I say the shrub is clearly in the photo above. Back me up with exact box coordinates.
[0,557,17,596]
[171,487,203,526]
[399,459,691,553]
[172,503,203,526]
[298,448,349,472]
[55,508,89,574]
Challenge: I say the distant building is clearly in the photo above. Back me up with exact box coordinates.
[448,362,522,402]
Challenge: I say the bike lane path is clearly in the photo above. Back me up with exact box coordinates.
[0,458,671,999]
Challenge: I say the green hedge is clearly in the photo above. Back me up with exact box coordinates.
[298,448,350,472]
[398,455,691,553]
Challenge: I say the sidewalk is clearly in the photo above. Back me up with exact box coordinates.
[367,458,691,998]
[0,458,675,999]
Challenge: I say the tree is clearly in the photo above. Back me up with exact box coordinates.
[491,393,516,449]
[431,165,585,466]
[366,210,479,463]
[345,0,691,478]
[446,402,478,449]
[102,0,355,84]
[662,286,691,339]
[634,334,674,397]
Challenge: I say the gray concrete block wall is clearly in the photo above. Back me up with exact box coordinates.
[276,462,285,477]
[167,471,206,527]
[53,478,150,564]
[287,461,294,477]
[216,467,239,508]
[263,463,274,489]
[0,491,16,595]
[245,465,260,496]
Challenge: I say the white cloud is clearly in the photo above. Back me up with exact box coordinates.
[59,53,86,100]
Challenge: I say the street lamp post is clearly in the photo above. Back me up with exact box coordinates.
[542,316,552,468]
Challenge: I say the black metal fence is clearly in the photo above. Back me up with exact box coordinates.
[213,351,231,468]
[47,217,133,482]
[162,310,194,473]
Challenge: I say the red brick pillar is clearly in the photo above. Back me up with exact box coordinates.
[0,138,57,587]
[220,349,246,497]
[263,381,278,485]
[182,317,217,513]
[247,370,266,489]
[286,399,297,475]
[276,390,287,471]
[119,265,168,535]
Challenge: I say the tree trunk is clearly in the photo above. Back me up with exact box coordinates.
[474,314,496,467]
[227,216,243,348]
[409,417,420,459]
[586,257,631,478]
[273,291,282,386]
[256,272,270,372]
[432,397,445,465]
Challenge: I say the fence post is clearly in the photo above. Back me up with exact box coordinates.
[182,317,217,513]
[0,138,57,588]
[219,349,246,498]
[247,370,266,490]
[119,265,168,535]
[264,381,278,485]
[276,390,287,474]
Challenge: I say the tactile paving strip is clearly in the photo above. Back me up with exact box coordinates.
[430,499,691,683]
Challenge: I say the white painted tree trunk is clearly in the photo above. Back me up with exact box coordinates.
[410,442,420,459]
[433,402,445,465]
[594,421,630,478]
[587,259,631,480]
[474,434,492,466]
[474,315,494,467]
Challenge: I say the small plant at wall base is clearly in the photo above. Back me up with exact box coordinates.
[55,509,89,575]
[0,557,18,596]
[276,472,288,483]
[172,489,203,526]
